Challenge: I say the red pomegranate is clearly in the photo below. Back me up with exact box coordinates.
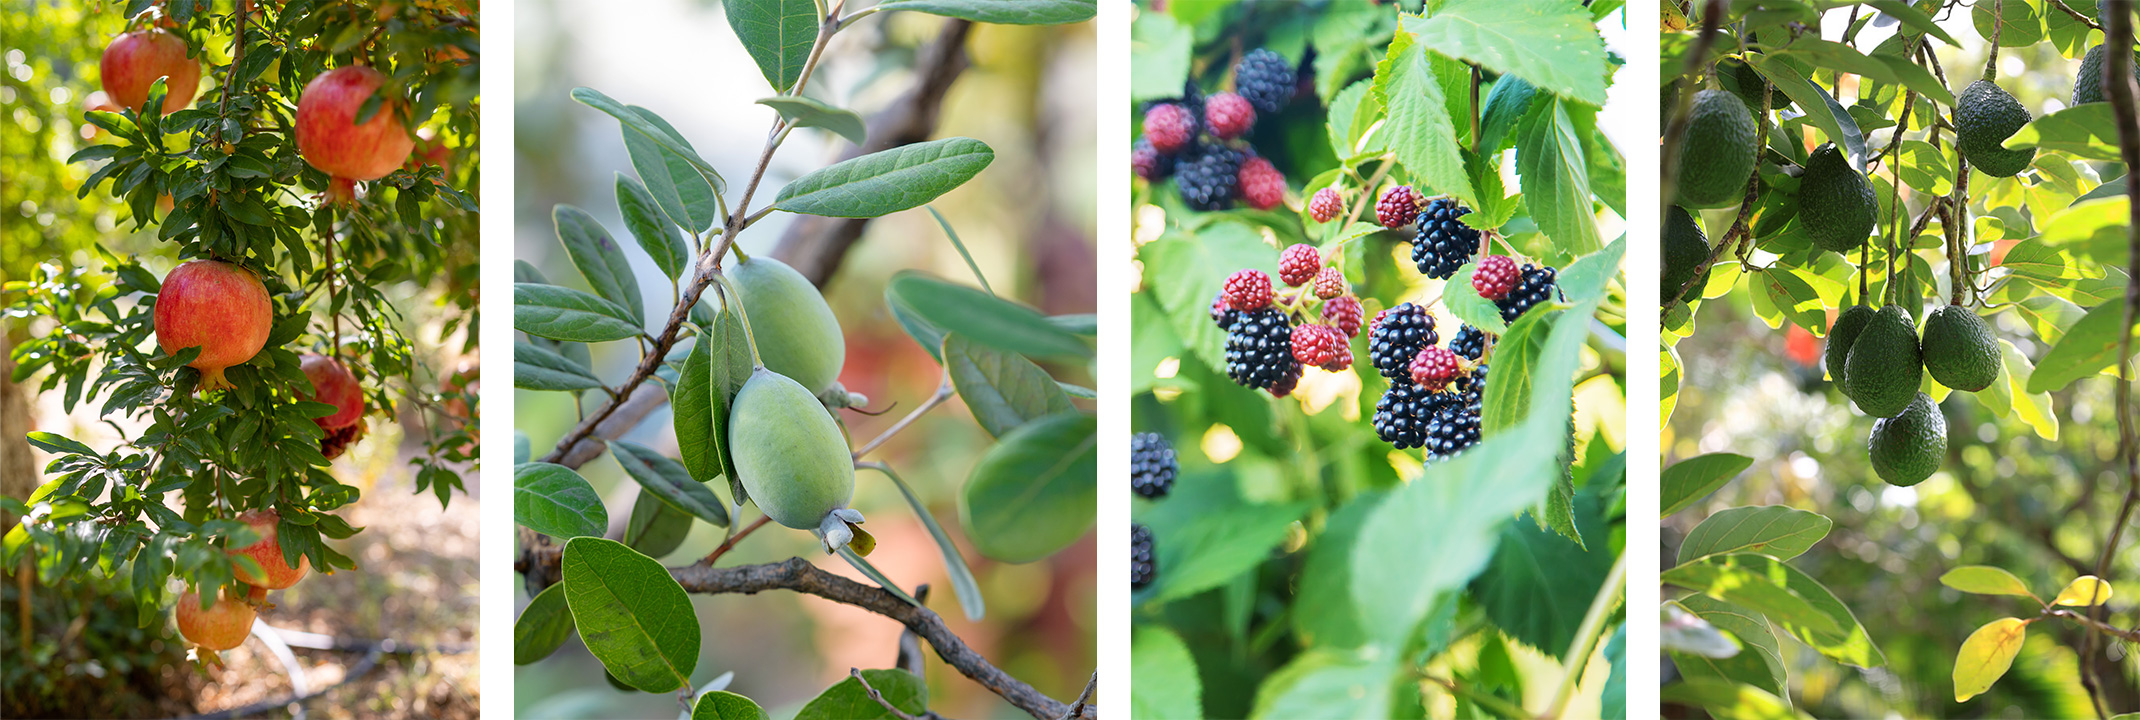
[154,260,272,391]
[300,354,365,430]
[295,66,415,181]
[99,30,201,115]
[228,509,309,589]
[175,584,264,651]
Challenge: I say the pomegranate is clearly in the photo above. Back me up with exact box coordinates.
[175,584,264,651]
[99,30,201,115]
[295,66,415,181]
[154,260,272,391]
[300,354,364,430]
[228,509,309,589]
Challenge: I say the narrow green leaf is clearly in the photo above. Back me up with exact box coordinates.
[513,340,606,391]
[674,335,719,484]
[624,488,694,559]
[887,272,1092,360]
[864,464,984,620]
[726,0,818,92]
[1677,505,1832,564]
[611,441,730,528]
[554,204,645,325]
[774,137,996,218]
[513,283,642,343]
[623,106,723,234]
[874,0,1095,24]
[616,174,690,280]
[943,334,1075,438]
[756,96,867,146]
[572,87,726,198]
[1660,453,1754,517]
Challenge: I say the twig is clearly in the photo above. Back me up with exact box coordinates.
[2091,2,2140,716]
[1542,550,1627,720]
[1059,672,1097,720]
[2047,608,2140,644]
[854,374,954,459]
[852,668,922,720]
[697,514,770,566]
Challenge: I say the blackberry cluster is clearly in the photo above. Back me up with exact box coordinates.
[1134,51,1296,211]
[1412,199,1480,280]
[1374,359,1488,458]
[1131,433,1178,499]
[1450,325,1486,360]
[1132,523,1156,590]
[1234,48,1295,114]
[1373,382,1436,449]
[1224,308,1298,391]
[1420,394,1483,460]
[1177,143,1245,211]
[1367,302,1436,382]
[1495,264,1561,323]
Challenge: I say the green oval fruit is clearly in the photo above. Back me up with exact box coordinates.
[732,256,845,395]
[1663,206,1711,306]
[2072,43,2139,106]
[1676,90,1758,209]
[1719,57,1784,113]
[1869,392,1946,486]
[1844,304,1923,418]
[1799,144,1878,253]
[1921,305,2001,392]
[1825,304,1876,385]
[729,367,854,529]
[1955,80,2036,177]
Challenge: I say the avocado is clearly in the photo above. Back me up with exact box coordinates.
[1719,58,1785,113]
[1676,89,1759,209]
[1869,392,1947,486]
[2072,44,2140,105]
[1921,305,2002,391]
[1825,304,1876,385]
[1663,206,1712,305]
[1955,80,2037,177]
[1799,144,1879,253]
[1844,304,1923,418]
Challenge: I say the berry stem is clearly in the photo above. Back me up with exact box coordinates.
[1542,549,1627,720]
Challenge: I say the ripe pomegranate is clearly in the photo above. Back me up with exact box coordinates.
[175,584,264,651]
[154,260,272,391]
[300,354,364,430]
[228,509,309,589]
[295,66,415,181]
[99,30,201,115]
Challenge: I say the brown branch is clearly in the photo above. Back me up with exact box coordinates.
[698,514,770,566]
[2095,3,2140,716]
[670,558,1097,720]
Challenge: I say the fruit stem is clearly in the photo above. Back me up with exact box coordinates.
[1542,548,1627,720]
[852,373,954,459]
[1984,0,2005,83]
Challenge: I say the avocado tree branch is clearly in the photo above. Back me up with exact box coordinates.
[2092,1,2140,716]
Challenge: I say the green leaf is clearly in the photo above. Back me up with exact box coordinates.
[1131,625,1202,719]
[674,336,718,484]
[1973,0,2045,47]
[1660,453,1753,517]
[1402,0,1608,106]
[864,464,985,620]
[1291,491,1384,649]
[774,138,996,218]
[616,174,691,280]
[1676,505,1832,564]
[572,87,726,201]
[1478,75,1537,153]
[925,205,995,295]
[2027,301,2140,393]
[943,334,1075,438]
[756,96,867,146]
[25,432,96,457]
[726,0,818,91]
[1779,37,1953,106]
[1751,54,1863,163]
[1249,649,1407,720]
[512,583,575,665]
[1665,553,1886,667]
[623,106,723,234]
[1516,98,1601,254]
[2007,103,2121,160]
[1669,596,1789,705]
[795,669,927,720]
[1991,339,2060,441]
[961,413,1095,563]
[1660,679,1807,719]
[554,205,645,325]
[512,340,605,391]
[1470,492,1615,655]
[1603,625,1628,719]
[874,0,1095,24]
[692,691,771,720]
[1860,0,1961,45]
[706,294,757,506]
[1939,565,2039,599]
[611,441,730,528]
[1372,28,1474,206]
[513,463,607,540]
[513,283,642,343]
[561,537,700,693]
[624,489,694,559]
[1147,498,1313,604]
[887,272,1092,360]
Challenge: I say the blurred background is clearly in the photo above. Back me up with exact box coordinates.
[510,0,1095,717]
[2,2,480,717]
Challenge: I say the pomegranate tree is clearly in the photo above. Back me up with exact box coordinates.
[153,259,272,391]
[296,65,416,182]
[228,510,309,589]
[175,584,265,651]
[99,29,200,115]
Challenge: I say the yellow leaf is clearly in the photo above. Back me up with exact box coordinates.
[2053,576,2113,606]
[1954,618,2029,702]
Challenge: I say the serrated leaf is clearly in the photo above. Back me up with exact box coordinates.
[1372,28,1473,206]
[1401,0,1608,107]
[774,138,995,218]
[1471,492,1614,654]
[1515,98,1601,254]
[1131,625,1202,719]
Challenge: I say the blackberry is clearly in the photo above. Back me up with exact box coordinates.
[1495,264,1560,323]
[1131,432,1178,499]
[1421,396,1482,461]
[1278,244,1321,286]
[1268,362,1304,398]
[1224,308,1298,391]
[1322,295,1364,337]
[1142,102,1198,154]
[1132,523,1156,590]
[1209,289,1239,328]
[1367,302,1437,382]
[1413,199,1480,280]
[1450,325,1487,360]
[1205,91,1256,140]
[1132,138,1175,181]
[1308,187,1343,223]
[1373,382,1435,449]
[1177,143,1242,211]
[1237,156,1285,211]
[1234,48,1295,114]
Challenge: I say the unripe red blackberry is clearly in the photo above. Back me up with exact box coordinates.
[1376,185,1421,228]
[1308,187,1343,223]
[1368,302,1437,381]
[1471,255,1520,299]
[1322,295,1364,337]
[1142,102,1197,154]
[1204,91,1256,140]
[1130,433,1178,499]
[1132,138,1174,181]
[1312,266,1346,299]
[1277,244,1321,286]
[1410,345,1462,390]
[1222,269,1274,311]
[1237,156,1285,210]
[1291,323,1344,366]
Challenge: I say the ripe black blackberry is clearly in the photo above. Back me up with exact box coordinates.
[1224,308,1298,391]
[1235,48,1295,114]
[1450,325,1487,361]
[1209,289,1239,328]
[1132,138,1175,181]
[1372,382,1434,449]
[1131,523,1156,590]
[1131,432,1178,499]
[1367,302,1437,382]
[1495,264,1561,323]
[1412,199,1480,280]
[1177,143,1243,211]
[1421,397,1482,461]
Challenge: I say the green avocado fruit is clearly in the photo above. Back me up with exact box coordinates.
[732,255,847,395]
[1955,80,2037,177]
[1825,304,1876,385]
[1719,57,1785,113]
[1844,304,1923,418]
[729,367,855,529]
[1869,392,1947,486]
[1675,90,1759,209]
[1798,144,1879,253]
[2072,43,2140,106]
[1663,206,1711,305]
[1921,305,2002,392]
